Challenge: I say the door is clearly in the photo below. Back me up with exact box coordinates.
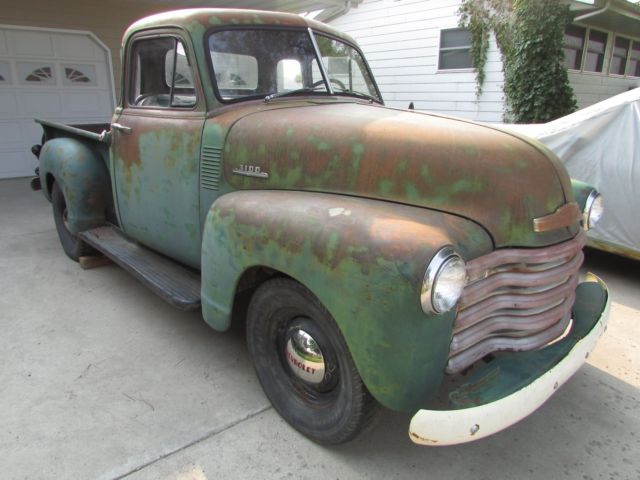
[111,34,204,268]
[0,25,114,178]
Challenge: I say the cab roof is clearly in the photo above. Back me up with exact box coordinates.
[124,8,357,46]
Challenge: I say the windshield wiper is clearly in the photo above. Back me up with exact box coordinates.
[264,88,317,102]
[334,90,380,104]
[264,87,379,104]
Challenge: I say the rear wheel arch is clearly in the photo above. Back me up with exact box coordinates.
[51,181,96,261]
[45,173,55,199]
[38,138,111,233]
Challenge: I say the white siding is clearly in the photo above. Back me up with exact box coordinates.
[329,0,506,122]
[569,72,640,109]
[331,0,640,121]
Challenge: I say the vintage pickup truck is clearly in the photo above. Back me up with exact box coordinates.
[31,9,610,446]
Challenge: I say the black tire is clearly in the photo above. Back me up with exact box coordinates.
[51,182,95,261]
[247,278,378,444]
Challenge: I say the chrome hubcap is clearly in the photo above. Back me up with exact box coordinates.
[284,328,325,385]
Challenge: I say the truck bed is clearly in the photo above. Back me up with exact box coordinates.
[36,119,111,144]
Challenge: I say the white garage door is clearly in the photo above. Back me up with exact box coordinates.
[0,25,115,179]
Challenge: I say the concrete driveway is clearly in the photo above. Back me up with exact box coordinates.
[1,177,639,480]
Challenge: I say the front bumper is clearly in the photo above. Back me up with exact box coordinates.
[409,274,610,446]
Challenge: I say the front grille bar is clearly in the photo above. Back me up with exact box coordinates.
[446,232,585,374]
[447,315,573,375]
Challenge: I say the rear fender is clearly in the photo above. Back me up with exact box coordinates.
[39,138,111,234]
[201,190,493,411]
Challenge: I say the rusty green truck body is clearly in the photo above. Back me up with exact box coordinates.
[33,9,610,445]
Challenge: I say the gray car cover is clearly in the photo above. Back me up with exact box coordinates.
[499,88,640,258]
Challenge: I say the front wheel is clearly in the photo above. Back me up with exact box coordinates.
[51,182,95,261]
[247,278,377,444]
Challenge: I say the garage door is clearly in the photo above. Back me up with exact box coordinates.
[0,25,115,179]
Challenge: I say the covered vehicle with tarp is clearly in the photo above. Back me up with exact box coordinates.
[500,87,640,260]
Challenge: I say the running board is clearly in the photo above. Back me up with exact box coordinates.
[79,226,201,311]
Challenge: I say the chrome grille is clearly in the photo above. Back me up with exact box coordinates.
[447,232,585,374]
[201,146,222,190]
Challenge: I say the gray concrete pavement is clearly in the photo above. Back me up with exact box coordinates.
[1,177,638,480]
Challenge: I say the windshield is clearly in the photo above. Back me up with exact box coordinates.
[207,28,380,103]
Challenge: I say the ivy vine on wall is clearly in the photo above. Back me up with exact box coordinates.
[459,0,577,123]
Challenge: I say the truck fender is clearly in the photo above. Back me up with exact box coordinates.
[201,190,493,411]
[39,138,111,234]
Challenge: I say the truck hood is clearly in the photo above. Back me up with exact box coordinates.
[221,101,577,248]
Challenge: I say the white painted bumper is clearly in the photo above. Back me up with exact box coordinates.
[409,279,610,446]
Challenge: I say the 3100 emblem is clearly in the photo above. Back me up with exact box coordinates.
[232,165,269,179]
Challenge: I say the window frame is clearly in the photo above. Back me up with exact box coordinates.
[563,24,587,71]
[609,35,631,76]
[564,25,610,74]
[563,24,640,79]
[583,28,609,74]
[609,34,640,78]
[313,31,382,103]
[437,27,474,72]
[125,32,200,111]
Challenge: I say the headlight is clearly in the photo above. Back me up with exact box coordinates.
[583,190,603,231]
[421,247,467,314]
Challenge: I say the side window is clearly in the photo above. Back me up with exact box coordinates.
[438,28,473,70]
[563,25,586,70]
[629,41,640,77]
[584,29,607,73]
[130,36,196,108]
[562,25,608,74]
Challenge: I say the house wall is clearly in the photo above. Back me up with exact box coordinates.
[329,0,506,122]
[570,71,640,109]
[567,27,640,109]
[332,0,640,122]
[0,0,176,102]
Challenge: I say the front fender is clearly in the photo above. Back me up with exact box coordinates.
[201,190,493,411]
[39,138,111,233]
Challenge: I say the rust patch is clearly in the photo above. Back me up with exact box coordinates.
[222,102,576,248]
[410,431,440,444]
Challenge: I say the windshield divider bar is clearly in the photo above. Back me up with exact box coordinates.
[308,28,334,95]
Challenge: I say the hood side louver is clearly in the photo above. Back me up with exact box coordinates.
[201,146,222,190]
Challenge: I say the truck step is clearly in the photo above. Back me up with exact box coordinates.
[79,226,201,311]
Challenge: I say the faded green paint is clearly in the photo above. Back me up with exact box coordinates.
[222,103,579,248]
[111,114,204,268]
[38,138,111,234]
[201,191,494,411]
[571,178,596,213]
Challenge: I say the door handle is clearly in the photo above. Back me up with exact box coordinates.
[111,123,132,133]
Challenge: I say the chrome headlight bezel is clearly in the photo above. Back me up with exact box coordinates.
[583,190,603,231]
[421,247,467,315]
